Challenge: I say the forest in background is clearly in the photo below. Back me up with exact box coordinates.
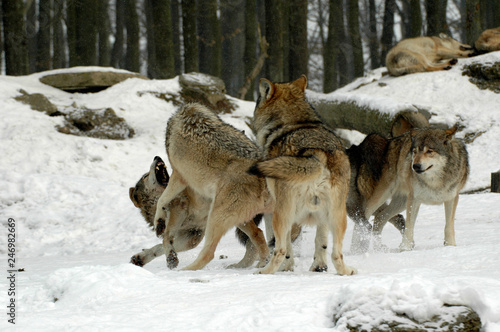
[1,0,499,98]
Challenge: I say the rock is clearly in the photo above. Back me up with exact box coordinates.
[14,89,63,116]
[179,72,236,113]
[57,104,134,140]
[462,61,500,93]
[39,70,148,93]
[333,304,481,332]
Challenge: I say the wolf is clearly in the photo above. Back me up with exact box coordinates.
[386,33,475,76]
[251,75,356,275]
[347,111,430,253]
[357,127,469,251]
[129,156,264,268]
[474,27,500,54]
[153,103,273,271]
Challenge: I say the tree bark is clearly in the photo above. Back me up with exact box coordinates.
[111,0,125,68]
[26,0,37,73]
[242,0,258,101]
[198,0,221,77]
[171,0,182,75]
[97,0,111,67]
[2,0,28,75]
[465,0,482,45]
[75,0,97,66]
[182,0,198,73]
[348,0,364,79]
[381,0,396,64]
[36,0,52,72]
[409,0,422,38]
[324,0,342,92]
[289,0,308,80]
[125,0,140,73]
[368,0,379,69]
[53,0,66,69]
[265,0,284,82]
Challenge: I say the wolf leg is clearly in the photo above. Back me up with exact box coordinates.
[279,229,295,271]
[350,220,372,255]
[443,195,459,246]
[400,194,420,251]
[310,223,329,271]
[130,244,165,267]
[372,195,407,251]
[228,221,268,269]
[153,169,187,236]
[330,193,357,275]
[257,189,295,274]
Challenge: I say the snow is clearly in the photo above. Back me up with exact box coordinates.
[0,60,499,331]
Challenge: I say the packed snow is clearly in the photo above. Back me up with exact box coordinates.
[1,53,500,331]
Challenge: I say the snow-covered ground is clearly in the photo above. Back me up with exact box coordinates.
[0,54,500,331]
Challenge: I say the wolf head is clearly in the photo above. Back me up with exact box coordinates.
[253,75,310,133]
[438,33,474,53]
[129,156,169,228]
[410,126,457,175]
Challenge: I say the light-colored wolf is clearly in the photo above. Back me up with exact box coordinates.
[153,103,273,271]
[129,156,263,268]
[386,33,475,76]
[251,75,356,275]
[474,27,500,54]
[357,127,469,251]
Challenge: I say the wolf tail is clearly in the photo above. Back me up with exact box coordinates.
[249,154,324,184]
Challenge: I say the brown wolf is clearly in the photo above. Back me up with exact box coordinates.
[474,27,500,54]
[153,103,273,271]
[251,75,356,275]
[129,156,264,268]
[357,127,469,251]
[386,33,475,76]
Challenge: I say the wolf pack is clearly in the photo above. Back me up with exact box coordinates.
[128,28,499,276]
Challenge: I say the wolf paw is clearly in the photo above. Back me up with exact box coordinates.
[399,241,415,251]
[340,266,357,276]
[449,58,458,65]
[167,250,179,269]
[155,218,166,237]
[310,264,328,272]
[130,254,145,267]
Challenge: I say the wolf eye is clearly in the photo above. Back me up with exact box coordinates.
[426,149,434,154]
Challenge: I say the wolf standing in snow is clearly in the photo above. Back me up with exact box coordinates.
[386,33,475,76]
[251,75,356,275]
[358,127,469,251]
[153,103,273,271]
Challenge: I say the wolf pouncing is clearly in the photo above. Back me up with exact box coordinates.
[153,103,273,271]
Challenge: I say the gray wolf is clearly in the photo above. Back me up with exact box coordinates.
[357,127,469,251]
[474,27,500,54]
[129,156,265,269]
[386,33,475,76]
[251,75,356,275]
[347,111,430,253]
[153,103,273,271]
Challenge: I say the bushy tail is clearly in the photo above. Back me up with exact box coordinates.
[249,155,325,184]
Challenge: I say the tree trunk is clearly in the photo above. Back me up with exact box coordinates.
[324,0,340,92]
[348,0,364,79]
[182,0,198,73]
[125,0,140,73]
[171,0,182,75]
[26,0,37,73]
[66,0,77,67]
[289,0,308,80]
[409,0,422,38]
[150,0,175,79]
[242,0,258,101]
[198,0,221,77]
[221,0,245,96]
[465,0,482,45]
[111,0,125,68]
[97,0,111,67]
[37,0,52,72]
[381,0,396,64]
[265,0,284,82]
[368,0,379,69]
[75,0,97,66]
[53,0,66,69]
[2,0,28,75]
[426,0,440,35]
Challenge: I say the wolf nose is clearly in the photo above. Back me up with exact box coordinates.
[413,163,423,173]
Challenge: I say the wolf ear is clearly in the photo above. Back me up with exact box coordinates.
[129,187,140,208]
[439,32,450,40]
[259,78,274,101]
[445,125,458,140]
[293,75,308,92]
